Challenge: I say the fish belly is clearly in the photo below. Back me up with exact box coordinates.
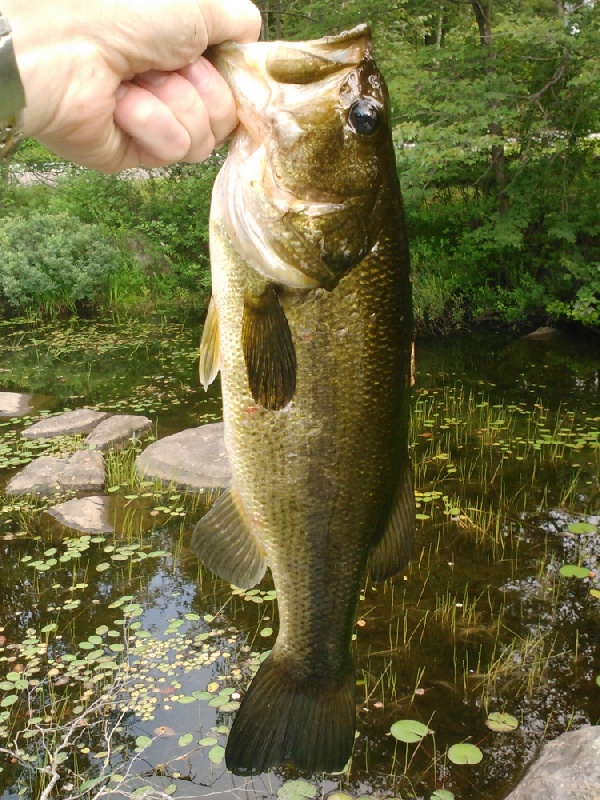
[209,219,412,774]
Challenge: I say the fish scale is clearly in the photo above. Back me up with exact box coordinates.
[194,24,415,775]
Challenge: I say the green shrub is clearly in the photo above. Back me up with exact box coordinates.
[0,211,125,315]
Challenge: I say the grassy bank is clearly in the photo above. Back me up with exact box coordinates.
[1,139,598,333]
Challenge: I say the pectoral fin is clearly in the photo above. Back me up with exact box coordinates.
[368,462,415,583]
[242,285,296,411]
[191,487,267,589]
[199,296,220,391]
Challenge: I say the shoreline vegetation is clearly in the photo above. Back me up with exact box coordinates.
[1,1,598,333]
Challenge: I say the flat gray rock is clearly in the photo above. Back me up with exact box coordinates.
[5,450,105,496]
[22,409,110,439]
[136,422,230,491]
[525,325,561,340]
[0,392,35,417]
[44,496,114,534]
[505,726,600,800]
[86,414,152,451]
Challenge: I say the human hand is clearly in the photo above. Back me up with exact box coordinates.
[4,0,261,172]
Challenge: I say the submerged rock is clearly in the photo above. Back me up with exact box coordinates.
[525,326,561,340]
[505,726,600,800]
[44,496,114,534]
[22,409,110,439]
[136,422,230,491]
[86,414,152,451]
[5,450,105,496]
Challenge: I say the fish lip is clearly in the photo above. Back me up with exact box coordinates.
[209,26,376,290]
[207,24,372,147]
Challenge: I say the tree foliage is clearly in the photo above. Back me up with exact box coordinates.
[2,1,599,329]
[258,0,600,329]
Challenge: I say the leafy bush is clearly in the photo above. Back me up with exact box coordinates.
[0,212,125,315]
[48,161,216,265]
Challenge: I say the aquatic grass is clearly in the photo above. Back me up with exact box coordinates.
[2,320,600,799]
[469,628,559,703]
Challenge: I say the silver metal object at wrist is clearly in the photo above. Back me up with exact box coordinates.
[0,12,26,162]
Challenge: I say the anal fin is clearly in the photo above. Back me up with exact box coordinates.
[242,284,296,411]
[199,296,220,391]
[191,488,267,589]
[368,462,415,583]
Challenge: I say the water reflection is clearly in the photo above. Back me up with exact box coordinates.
[0,317,598,799]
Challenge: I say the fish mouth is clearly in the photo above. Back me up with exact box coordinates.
[206,25,372,175]
[208,27,375,290]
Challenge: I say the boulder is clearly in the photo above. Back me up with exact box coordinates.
[525,326,560,340]
[86,414,152,451]
[136,422,230,491]
[22,409,110,439]
[505,726,600,800]
[5,450,105,496]
[44,496,114,534]
[0,392,35,417]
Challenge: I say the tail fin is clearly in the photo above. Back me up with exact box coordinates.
[225,651,356,775]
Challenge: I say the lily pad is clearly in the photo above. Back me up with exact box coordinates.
[135,735,152,751]
[447,743,483,764]
[390,719,430,743]
[178,733,193,747]
[485,712,519,732]
[567,522,597,535]
[208,745,225,765]
[198,737,218,746]
[559,564,590,578]
[278,780,317,800]
[431,791,455,800]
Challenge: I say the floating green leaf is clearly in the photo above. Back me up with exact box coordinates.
[199,736,218,746]
[278,779,317,800]
[567,522,597,535]
[0,695,18,708]
[390,719,430,743]
[485,712,519,733]
[135,735,152,751]
[559,565,590,579]
[431,791,455,800]
[178,733,193,747]
[447,743,483,764]
[208,745,225,765]
[218,701,240,713]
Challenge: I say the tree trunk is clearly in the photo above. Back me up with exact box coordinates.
[273,0,282,40]
[436,4,445,49]
[472,0,508,213]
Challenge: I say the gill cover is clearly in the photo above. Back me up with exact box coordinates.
[208,25,391,292]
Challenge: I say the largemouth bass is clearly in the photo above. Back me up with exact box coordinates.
[193,24,415,775]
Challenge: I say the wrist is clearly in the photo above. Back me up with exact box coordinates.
[0,9,26,161]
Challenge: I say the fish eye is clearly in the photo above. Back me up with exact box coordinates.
[347,98,382,137]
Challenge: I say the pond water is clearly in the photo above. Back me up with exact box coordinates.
[0,313,598,800]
